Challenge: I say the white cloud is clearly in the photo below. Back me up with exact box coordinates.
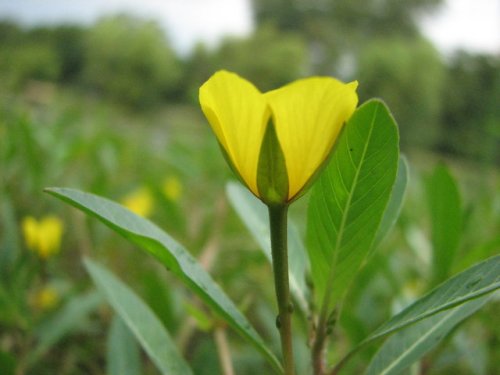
[421,0,500,54]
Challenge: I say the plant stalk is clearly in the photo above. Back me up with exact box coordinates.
[311,315,328,375]
[214,326,235,375]
[268,204,295,375]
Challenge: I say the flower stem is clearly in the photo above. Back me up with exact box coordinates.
[268,204,295,375]
[311,315,328,375]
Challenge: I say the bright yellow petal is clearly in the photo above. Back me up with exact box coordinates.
[122,188,154,218]
[266,77,358,199]
[39,216,64,258]
[22,216,39,251]
[199,70,269,196]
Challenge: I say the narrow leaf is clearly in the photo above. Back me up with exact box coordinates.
[226,182,309,313]
[107,316,142,375]
[362,255,500,344]
[46,188,282,373]
[366,294,492,375]
[307,99,399,310]
[426,164,462,284]
[333,257,500,374]
[85,258,192,375]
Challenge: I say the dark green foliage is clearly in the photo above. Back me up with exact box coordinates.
[0,41,61,88]
[357,37,445,148]
[83,15,182,108]
[182,25,308,100]
[254,0,442,38]
[0,23,84,87]
[48,26,86,83]
[439,52,500,163]
[0,4,498,163]
[252,0,443,73]
[214,25,308,91]
[181,43,218,102]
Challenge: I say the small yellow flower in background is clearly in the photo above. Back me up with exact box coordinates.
[33,285,60,311]
[162,176,182,201]
[22,215,64,259]
[23,217,39,250]
[199,70,358,204]
[121,187,154,217]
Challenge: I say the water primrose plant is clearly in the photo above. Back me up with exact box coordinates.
[200,70,358,374]
[45,71,500,375]
[21,215,64,259]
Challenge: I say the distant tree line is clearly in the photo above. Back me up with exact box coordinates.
[0,4,498,163]
[0,16,308,108]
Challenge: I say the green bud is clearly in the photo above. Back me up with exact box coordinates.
[257,122,289,204]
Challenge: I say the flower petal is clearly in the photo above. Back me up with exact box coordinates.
[266,77,358,199]
[199,71,269,196]
[39,216,64,258]
[22,216,39,251]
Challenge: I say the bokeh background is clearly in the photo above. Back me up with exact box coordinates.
[0,0,499,374]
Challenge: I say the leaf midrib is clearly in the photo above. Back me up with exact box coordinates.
[371,265,500,340]
[321,103,380,311]
[376,308,455,375]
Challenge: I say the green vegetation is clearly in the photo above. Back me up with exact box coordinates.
[83,16,182,107]
[0,9,498,161]
[0,1,498,374]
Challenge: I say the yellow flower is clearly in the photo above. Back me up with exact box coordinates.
[199,70,358,204]
[162,176,182,201]
[121,187,154,217]
[33,285,60,311]
[22,215,64,259]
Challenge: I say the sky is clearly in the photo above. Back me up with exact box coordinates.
[420,0,499,54]
[0,0,498,55]
[0,0,253,53]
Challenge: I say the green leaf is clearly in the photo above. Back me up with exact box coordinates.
[361,255,500,344]
[365,294,492,375]
[452,330,488,375]
[29,291,102,364]
[373,155,408,248]
[426,164,462,284]
[107,316,142,375]
[226,182,309,313]
[332,257,500,374]
[46,187,282,373]
[85,258,192,375]
[306,99,399,310]
[257,122,289,204]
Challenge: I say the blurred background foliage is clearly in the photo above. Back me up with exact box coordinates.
[0,1,497,161]
[0,0,499,374]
